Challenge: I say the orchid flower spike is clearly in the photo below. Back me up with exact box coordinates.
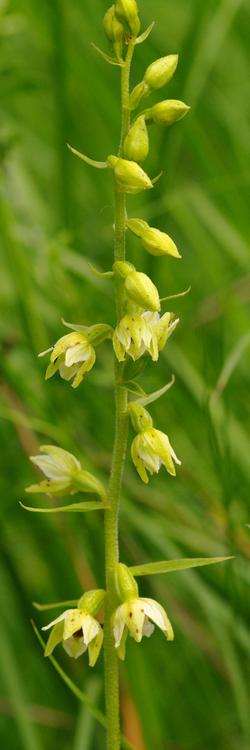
[113,563,174,659]
[26,445,106,499]
[113,310,179,362]
[129,402,181,482]
[42,589,106,666]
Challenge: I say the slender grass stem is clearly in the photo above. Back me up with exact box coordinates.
[103,40,135,750]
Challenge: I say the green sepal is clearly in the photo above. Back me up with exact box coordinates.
[67,143,107,169]
[133,374,175,408]
[135,21,155,44]
[20,500,110,513]
[91,43,124,67]
[45,620,64,657]
[129,556,235,577]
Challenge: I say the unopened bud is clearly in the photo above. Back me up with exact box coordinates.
[124,115,149,162]
[145,99,190,126]
[125,271,160,311]
[103,5,124,42]
[127,218,181,258]
[107,154,153,193]
[116,563,138,601]
[128,402,153,432]
[103,5,124,59]
[144,55,178,90]
[115,0,140,36]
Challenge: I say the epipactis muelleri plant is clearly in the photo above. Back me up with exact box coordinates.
[23,3,233,749]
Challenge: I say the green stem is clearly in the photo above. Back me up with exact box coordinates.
[104,40,135,750]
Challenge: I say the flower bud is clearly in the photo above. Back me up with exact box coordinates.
[78,589,106,616]
[123,115,149,162]
[128,402,153,432]
[103,5,124,42]
[103,4,124,59]
[107,154,153,193]
[125,271,160,311]
[145,99,190,126]
[116,563,138,601]
[127,218,181,258]
[144,55,178,90]
[129,80,148,110]
[113,261,160,311]
[115,0,140,36]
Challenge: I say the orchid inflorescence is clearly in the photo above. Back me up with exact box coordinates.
[24,2,232,747]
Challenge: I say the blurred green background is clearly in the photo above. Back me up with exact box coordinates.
[0,0,250,748]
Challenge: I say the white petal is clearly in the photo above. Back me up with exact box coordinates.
[141,598,174,640]
[63,609,85,640]
[81,614,99,646]
[113,605,126,648]
[42,610,67,631]
[138,448,160,473]
[65,343,90,367]
[63,635,87,659]
[124,599,146,643]
[30,455,69,481]
[142,617,155,638]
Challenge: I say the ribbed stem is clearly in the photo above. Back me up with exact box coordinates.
[103,40,135,750]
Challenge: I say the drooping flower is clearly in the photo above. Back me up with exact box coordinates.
[26,445,106,499]
[39,332,96,389]
[113,563,173,659]
[42,589,105,666]
[113,310,178,362]
[131,427,181,483]
[39,323,113,388]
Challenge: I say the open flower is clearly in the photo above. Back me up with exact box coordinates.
[39,332,96,388]
[26,445,105,499]
[131,427,181,482]
[42,590,105,666]
[113,596,174,659]
[113,311,178,362]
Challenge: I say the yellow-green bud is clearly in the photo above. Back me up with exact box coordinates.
[116,563,138,601]
[115,0,140,36]
[125,271,160,311]
[129,81,148,110]
[127,218,181,258]
[128,402,153,432]
[123,115,149,163]
[144,55,178,90]
[78,589,106,616]
[107,155,153,193]
[103,5,124,42]
[113,260,160,311]
[145,99,190,126]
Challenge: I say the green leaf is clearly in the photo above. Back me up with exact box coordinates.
[160,285,191,302]
[32,599,79,611]
[20,500,110,513]
[129,556,234,577]
[132,374,175,407]
[88,263,114,279]
[67,143,107,169]
[91,43,124,67]
[136,21,155,45]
